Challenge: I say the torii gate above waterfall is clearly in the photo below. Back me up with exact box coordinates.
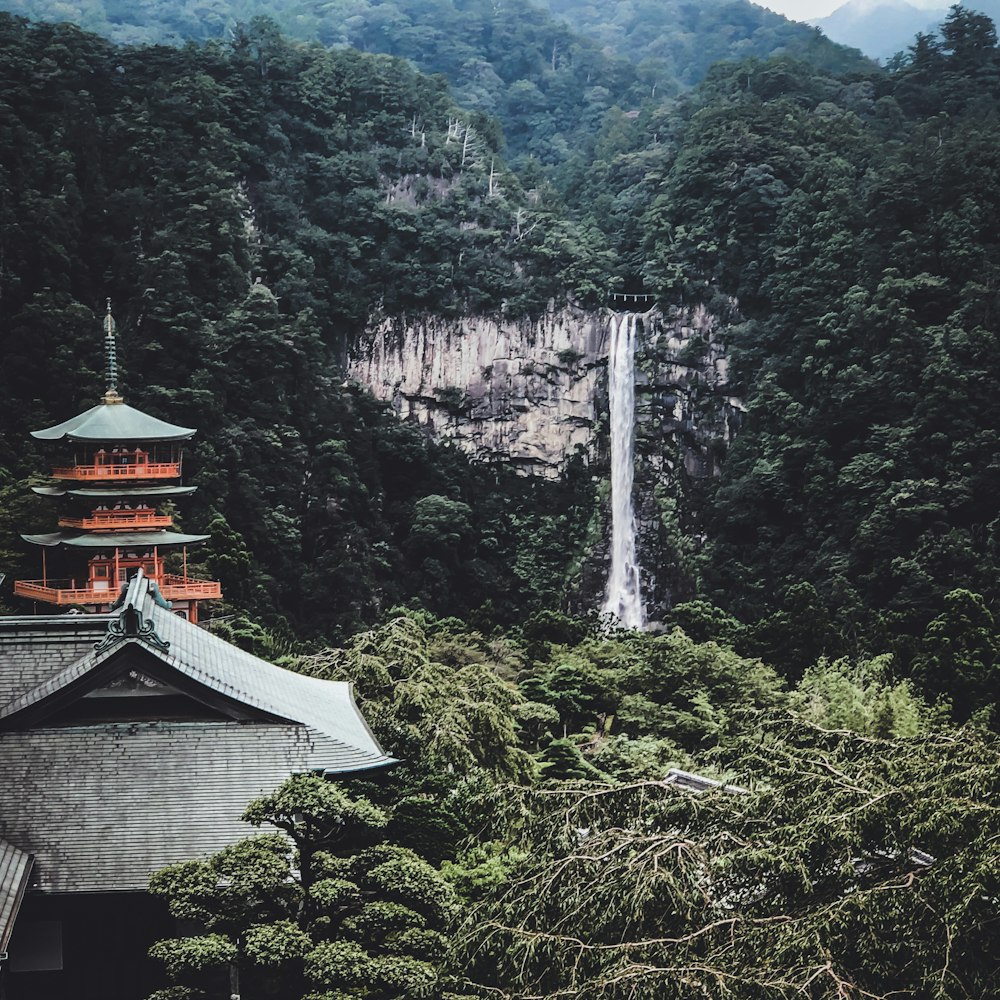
[607,292,658,308]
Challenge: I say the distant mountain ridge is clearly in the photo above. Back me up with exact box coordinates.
[534,0,873,84]
[813,0,1000,60]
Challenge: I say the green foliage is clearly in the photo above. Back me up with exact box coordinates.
[244,921,313,966]
[791,654,941,737]
[913,588,1000,722]
[243,774,389,889]
[458,720,1000,999]
[0,0,872,186]
[298,615,532,782]
[537,737,607,781]
[148,934,237,978]
[149,780,458,1000]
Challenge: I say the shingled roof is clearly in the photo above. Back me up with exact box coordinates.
[0,573,395,894]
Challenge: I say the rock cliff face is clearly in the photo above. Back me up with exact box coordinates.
[348,302,743,619]
[348,307,608,475]
[349,303,739,474]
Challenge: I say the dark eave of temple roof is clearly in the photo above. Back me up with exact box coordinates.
[21,530,209,548]
[32,485,198,499]
[31,402,195,443]
[0,839,32,955]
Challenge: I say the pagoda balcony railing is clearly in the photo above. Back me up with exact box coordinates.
[50,462,181,481]
[13,579,120,605]
[58,511,174,531]
[15,573,221,605]
[160,574,222,600]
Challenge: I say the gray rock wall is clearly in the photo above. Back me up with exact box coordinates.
[348,307,608,475]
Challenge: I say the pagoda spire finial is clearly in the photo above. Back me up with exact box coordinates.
[102,298,123,405]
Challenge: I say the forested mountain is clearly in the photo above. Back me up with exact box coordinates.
[538,0,870,82]
[814,0,947,60]
[0,13,602,638]
[0,0,873,170]
[5,6,1000,997]
[4,7,1000,685]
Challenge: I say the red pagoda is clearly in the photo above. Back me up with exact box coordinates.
[13,302,221,622]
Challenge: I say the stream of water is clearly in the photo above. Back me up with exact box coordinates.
[602,313,645,629]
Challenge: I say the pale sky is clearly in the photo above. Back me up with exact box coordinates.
[757,0,843,19]
[757,0,946,22]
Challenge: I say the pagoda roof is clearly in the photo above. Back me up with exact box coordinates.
[32,485,197,499]
[0,572,395,893]
[22,530,209,548]
[31,401,196,443]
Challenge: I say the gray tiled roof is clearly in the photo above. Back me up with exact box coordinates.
[0,838,32,953]
[31,401,195,442]
[1,574,393,772]
[0,723,340,892]
[0,614,110,707]
[0,573,395,895]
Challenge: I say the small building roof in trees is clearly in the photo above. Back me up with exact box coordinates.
[0,572,394,894]
[30,402,196,443]
[21,530,210,548]
[0,839,32,956]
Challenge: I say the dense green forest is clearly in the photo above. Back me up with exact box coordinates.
[0,0,872,173]
[147,612,1000,998]
[3,5,1000,996]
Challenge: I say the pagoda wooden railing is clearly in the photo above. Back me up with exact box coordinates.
[58,511,173,531]
[15,574,221,605]
[13,579,119,605]
[160,574,222,600]
[50,462,181,481]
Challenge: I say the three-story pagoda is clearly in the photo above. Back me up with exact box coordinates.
[13,303,221,622]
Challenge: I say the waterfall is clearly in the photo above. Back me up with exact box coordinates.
[602,313,645,629]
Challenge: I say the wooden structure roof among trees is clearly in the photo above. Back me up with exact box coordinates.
[0,572,394,894]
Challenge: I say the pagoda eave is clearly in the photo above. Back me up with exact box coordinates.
[21,531,210,548]
[32,485,198,498]
[31,402,196,443]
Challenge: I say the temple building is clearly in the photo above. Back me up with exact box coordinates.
[0,305,394,999]
[14,303,220,624]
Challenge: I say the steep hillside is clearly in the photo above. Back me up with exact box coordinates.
[539,0,873,81]
[0,14,599,637]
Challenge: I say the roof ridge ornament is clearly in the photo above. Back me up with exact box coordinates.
[102,299,123,405]
[94,601,170,655]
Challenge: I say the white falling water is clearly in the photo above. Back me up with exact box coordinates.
[602,313,645,629]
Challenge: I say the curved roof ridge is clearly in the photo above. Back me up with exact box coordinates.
[146,601,391,768]
[32,485,198,498]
